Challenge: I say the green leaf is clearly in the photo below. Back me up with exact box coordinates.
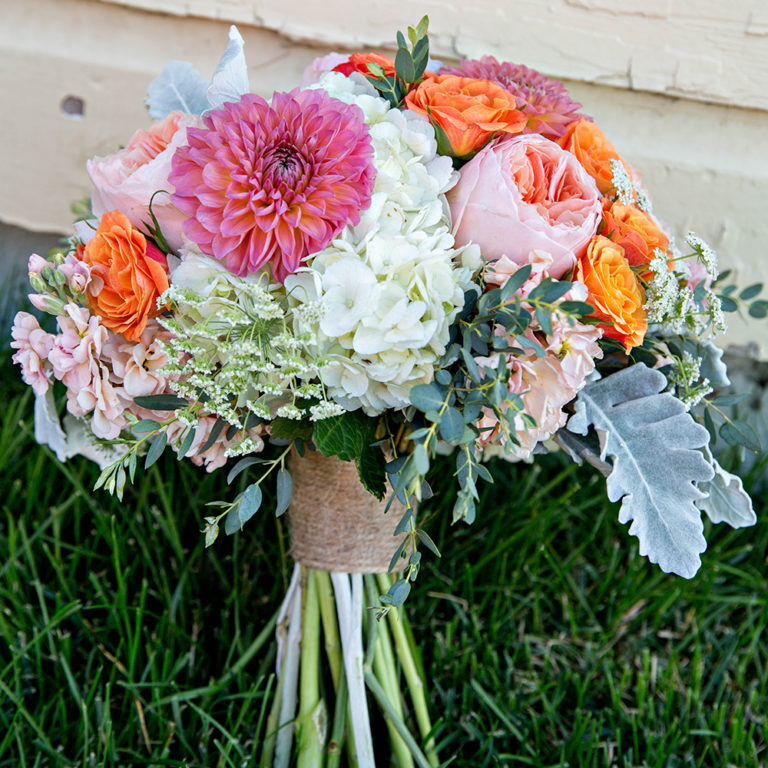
[719,295,738,312]
[559,300,595,315]
[748,299,768,319]
[535,306,553,336]
[197,418,226,455]
[387,578,411,607]
[704,406,717,446]
[720,420,760,452]
[275,469,292,517]
[409,382,447,412]
[270,417,314,442]
[132,419,162,434]
[710,393,749,407]
[395,46,416,84]
[312,410,375,462]
[529,278,572,304]
[416,528,441,557]
[387,538,408,572]
[225,484,263,534]
[144,431,167,469]
[356,445,387,500]
[739,283,762,301]
[413,443,430,475]
[439,407,466,445]
[177,425,196,460]
[499,264,532,300]
[226,455,269,484]
[412,35,430,77]
[133,394,189,411]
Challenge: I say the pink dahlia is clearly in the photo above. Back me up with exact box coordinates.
[169,89,375,281]
[440,56,585,140]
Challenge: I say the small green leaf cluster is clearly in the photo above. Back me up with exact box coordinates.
[202,445,294,547]
[372,266,595,611]
[714,273,768,319]
[364,16,430,108]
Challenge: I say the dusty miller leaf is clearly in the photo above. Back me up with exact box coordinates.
[206,25,250,110]
[567,364,714,578]
[145,61,210,119]
[696,446,756,528]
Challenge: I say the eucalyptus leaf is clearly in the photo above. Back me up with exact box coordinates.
[133,394,189,411]
[197,419,226,455]
[409,382,447,413]
[275,469,292,517]
[720,420,761,452]
[387,578,411,607]
[132,419,162,434]
[226,455,269,485]
[439,407,465,445]
[567,364,714,578]
[144,431,167,469]
[177,425,197,460]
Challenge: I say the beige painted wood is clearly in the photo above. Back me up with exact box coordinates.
[94,0,768,111]
[2,0,767,352]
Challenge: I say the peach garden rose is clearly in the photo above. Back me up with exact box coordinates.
[447,133,602,279]
[87,110,200,253]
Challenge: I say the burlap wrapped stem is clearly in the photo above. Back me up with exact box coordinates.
[287,448,405,573]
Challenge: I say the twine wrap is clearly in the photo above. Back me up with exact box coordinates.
[287,449,402,573]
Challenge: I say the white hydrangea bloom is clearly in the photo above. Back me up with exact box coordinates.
[288,73,481,414]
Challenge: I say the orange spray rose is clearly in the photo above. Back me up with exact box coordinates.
[405,74,526,157]
[576,235,647,352]
[333,53,396,77]
[559,118,629,195]
[602,202,669,273]
[81,211,169,342]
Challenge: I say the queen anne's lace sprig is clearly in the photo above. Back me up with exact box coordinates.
[157,253,344,424]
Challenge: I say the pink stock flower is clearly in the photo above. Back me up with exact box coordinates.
[87,111,200,253]
[169,89,376,281]
[28,253,52,275]
[59,249,94,295]
[439,56,585,140]
[475,265,602,459]
[11,312,55,395]
[447,134,602,280]
[47,304,109,391]
[105,321,170,399]
[477,315,602,460]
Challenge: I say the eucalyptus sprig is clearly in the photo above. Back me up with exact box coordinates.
[364,15,430,108]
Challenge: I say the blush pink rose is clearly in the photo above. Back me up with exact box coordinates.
[446,134,602,279]
[87,111,200,253]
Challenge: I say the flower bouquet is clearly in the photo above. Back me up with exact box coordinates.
[11,16,765,766]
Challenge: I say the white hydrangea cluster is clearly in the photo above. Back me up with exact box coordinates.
[287,72,481,414]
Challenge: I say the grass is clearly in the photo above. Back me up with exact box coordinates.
[1,347,766,767]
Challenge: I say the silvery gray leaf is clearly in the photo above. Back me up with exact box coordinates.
[146,61,210,119]
[568,364,714,578]
[34,391,126,469]
[696,446,756,528]
[697,340,730,388]
[206,25,249,111]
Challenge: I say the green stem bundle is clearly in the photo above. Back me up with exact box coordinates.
[267,564,438,768]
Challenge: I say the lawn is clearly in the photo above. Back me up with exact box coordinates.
[1,346,766,767]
